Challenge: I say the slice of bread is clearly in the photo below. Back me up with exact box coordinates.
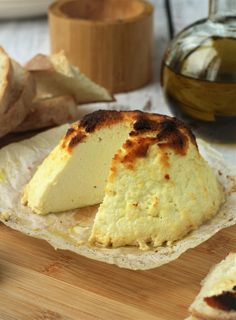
[26,52,114,104]
[0,47,13,114]
[189,253,236,320]
[0,60,35,138]
[14,95,78,132]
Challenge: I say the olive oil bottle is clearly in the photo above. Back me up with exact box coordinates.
[161,0,236,142]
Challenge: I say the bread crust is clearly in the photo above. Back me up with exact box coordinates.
[0,63,35,137]
[25,53,53,71]
[0,47,14,115]
[26,52,114,104]
[14,95,77,132]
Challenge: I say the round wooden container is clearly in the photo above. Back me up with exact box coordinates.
[49,0,154,93]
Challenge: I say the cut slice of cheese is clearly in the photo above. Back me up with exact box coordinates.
[22,110,224,249]
[22,112,133,214]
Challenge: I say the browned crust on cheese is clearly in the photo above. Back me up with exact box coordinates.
[61,110,197,161]
[131,114,197,154]
[61,110,126,151]
[204,291,236,311]
[80,110,124,133]
[120,137,156,169]
[68,133,86,150]
[65,127,76,138]
[61,127,86,151]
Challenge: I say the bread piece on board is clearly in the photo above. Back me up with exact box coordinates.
[0,47,13,114]
[189,253,236,320]
[0,60,35,138]
[26,52,114,104]
[14,95,78,132]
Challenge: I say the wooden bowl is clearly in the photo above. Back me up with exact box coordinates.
[49,0,154,93]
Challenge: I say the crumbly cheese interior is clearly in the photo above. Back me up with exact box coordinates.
[89,138,224,248]
[22,122,131,214]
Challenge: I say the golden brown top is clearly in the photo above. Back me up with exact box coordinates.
[61,110,197,157]
[80,109,124,132]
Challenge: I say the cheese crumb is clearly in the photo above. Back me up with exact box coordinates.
[0,211,10,221]
[0,168,6,182]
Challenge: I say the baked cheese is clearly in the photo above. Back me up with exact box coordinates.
[22,110,224,249]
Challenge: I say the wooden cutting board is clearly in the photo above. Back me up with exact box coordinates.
[1,223,236,320]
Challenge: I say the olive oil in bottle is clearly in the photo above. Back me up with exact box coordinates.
[161,1,236,142]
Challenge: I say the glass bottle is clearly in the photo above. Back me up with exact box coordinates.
[161,0,236,142]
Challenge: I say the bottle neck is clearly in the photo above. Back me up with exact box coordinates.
[209,0,236,22]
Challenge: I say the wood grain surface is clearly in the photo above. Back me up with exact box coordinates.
[1,222,236,320]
